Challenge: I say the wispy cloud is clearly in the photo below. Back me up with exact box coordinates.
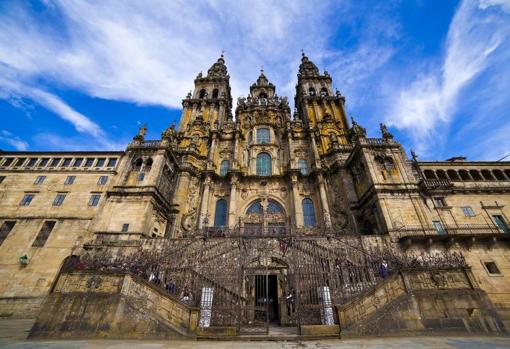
[0,130,28,151]
[386,0,510,156]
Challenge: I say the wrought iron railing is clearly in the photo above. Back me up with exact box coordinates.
[419,178,453,189]
[391,223,503,237]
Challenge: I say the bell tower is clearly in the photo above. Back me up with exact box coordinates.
[295,52,350,152]
[177,54,233,133]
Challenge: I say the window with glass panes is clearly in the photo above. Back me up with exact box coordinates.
[97,176,108,185]
[64,176,76,185]
[53,193,66,206]
[88,194,101,206]
[34,175,46,185]
[107,158,117,167]
[20,194,35,206]
[256,153,272,176]
[302,198,316,227]
[96,158,105,167]
[462,206,475,217]
[14,158,26,167]
[214,199,228,227]
[220,160,229,176]
[298,159,308,175]
[84,158,94,167]
[256,128,270,143]
[50,158,61,167]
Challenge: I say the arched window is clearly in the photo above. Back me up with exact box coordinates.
[267,200,284,213]
[308,87,316,96]
[212,89,219,99]
[144,158,153,172]
[298,159,308,175]
[256,153,272,176]
[133,158,143,171]
[470,170,482,180]
[246,200,263,214]
[214,199,228,227]
[320,87,328,97]
[257,128,270,143]
[424,170,436,180]
[447,170,460,181]
[220,160,229,176]
[302,198,316,227]
[259,92,268,99]
[246,199,283,214]
[199,89,207,99]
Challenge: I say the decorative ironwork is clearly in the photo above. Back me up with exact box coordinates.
[75,233,467,334]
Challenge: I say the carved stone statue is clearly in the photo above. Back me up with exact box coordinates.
[350,118,367,139]
[133,123,147,142]
[162,124,175,140]
[139,123,147,138]
[380,123,393,140]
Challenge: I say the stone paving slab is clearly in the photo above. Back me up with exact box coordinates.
[1,337,510,349]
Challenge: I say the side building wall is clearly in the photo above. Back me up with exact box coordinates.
[0,152,123,317]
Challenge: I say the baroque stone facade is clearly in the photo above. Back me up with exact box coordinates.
[0,54,509,338]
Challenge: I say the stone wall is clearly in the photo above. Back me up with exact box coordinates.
[29,272,199,339]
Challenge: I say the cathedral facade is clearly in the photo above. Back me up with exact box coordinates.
[0,54,509,338]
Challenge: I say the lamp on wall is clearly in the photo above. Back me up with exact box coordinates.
[19,254,29,267]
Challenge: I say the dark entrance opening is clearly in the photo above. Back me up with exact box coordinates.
[268,275,279,323]
[254,274,279,324]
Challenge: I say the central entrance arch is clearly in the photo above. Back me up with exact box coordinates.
[243,198,287,236]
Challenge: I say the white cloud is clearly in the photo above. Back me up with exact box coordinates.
[386,0,510,155]
[0,130,29,151]
[0,0,343,110]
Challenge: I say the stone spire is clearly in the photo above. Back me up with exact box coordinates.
[298,51,320,78]
[206,53,228,78]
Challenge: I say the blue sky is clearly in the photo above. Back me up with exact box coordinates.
[0,0,509,161]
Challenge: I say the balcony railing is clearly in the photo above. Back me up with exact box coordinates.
[419,178,453,189]
[392,223,504,238]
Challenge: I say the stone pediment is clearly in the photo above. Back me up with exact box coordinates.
[245,256,289,269]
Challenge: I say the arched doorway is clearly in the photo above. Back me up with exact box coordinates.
[243,198,287,236]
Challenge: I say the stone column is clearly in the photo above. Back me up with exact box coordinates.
[228,175,239,228]
[318,174,332,228]
[291,175,304,227]
[170,171,191,237]
[310,132,321,170]
[198,175,211,229]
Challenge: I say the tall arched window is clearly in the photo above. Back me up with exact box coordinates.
[220,160,229,176]
[308,87,316,96]
[298,159,308,175]
[257,128,270,143]
[199,89,207,99]
[320,87,328,97]
[214,199,228,227]
[256,153,272,176]
[302,198,316,227]
[212,89,219,99]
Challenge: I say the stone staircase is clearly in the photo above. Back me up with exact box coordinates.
[337,268,507,337]
[29,272,200,339]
